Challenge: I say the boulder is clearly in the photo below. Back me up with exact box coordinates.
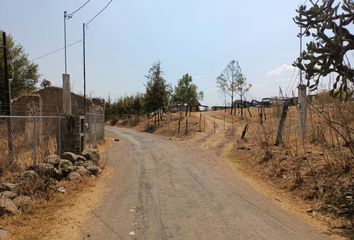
[68,166,77,172]
[38,163,55,176]
[0,191,17,200]
[13,196,32,212]
[76,155,87,162]
[62,152,78,163]
[0,198,18,215]
[45,154,61,165]
[59,160,74,177]
[67,172,81,181]
[59,159,73,167]
[0,183,20,194]
[75,160,84,166]
[86,165,101,176]
[82,149,100,163]
[77,166,90,177]
[83,161,94,168]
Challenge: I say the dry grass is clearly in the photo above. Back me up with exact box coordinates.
[0,177,95,240]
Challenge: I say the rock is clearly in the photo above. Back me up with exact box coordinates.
[62,152,78,163]
[57,186,65,193]
[0,198,18,215]
[306,208,314,213]
[77,166,90,177]
[86,165,101,176]
[20,170,39,180]
[330,219,352,229]
[76,155,87,162]
[13,196,32,212]
[67,172,81,181]
[45,154,61,165]
[0,183,20,194]
[68,166,77,172]
[38,163,55,176]
[0,191,17,200]
[0,228,9,239]
[83,161,94,168]
[59,160,74,177]
[59,159,73,167]
[75,160,84,166]
[82,149,100,163]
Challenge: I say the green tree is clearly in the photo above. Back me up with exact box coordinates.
[217,60,249,115]
[294,0,354,100]
[0,34,40,98]
[172,73,203,116]
[144,62,169,122]
[40,79,52,89]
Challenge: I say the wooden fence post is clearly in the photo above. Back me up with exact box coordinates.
[185,118,188,136]
[214,115,216,134]
[177,118,181,135]
[199,113,202,132]
[275,101,289,146]
[241,124,248,140]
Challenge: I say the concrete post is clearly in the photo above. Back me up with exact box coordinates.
[62,73,72,115]
[298,84,308,140]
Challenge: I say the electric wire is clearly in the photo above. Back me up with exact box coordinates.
[67,0,91,18]
[32,40,82,61]
[86,0,113,26]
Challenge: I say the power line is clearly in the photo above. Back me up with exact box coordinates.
[86,0,113,26]
[32,40,82,61]
[67,0,91,19]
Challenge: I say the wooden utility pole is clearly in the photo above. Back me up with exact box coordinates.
[1,31,13,164]
[275,101,289,146]
[1,31,10,115]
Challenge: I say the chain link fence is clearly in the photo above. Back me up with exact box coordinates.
[0,116,63,170]
[0,114,105,172]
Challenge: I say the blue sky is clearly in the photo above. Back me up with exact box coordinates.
[0,0,304,106]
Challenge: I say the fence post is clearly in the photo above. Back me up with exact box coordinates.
[199,113,202,132]
[214,115,216,134]
[275,101,289,146]
[177,118,181,135]
[185,118,188,136]
[32,102,37,165]
[57,117,61,156]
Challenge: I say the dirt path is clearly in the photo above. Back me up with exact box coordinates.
[80,127,331,240]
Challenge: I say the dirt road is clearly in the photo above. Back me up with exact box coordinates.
[82,127,330,240]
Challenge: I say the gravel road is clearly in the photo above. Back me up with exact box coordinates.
[83,127,330,240]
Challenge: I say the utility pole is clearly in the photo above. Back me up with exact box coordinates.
[1,31,13,164]
[298,12,307,140]
[83,23,86,117]
[1,31,10,115]
[64,11,68,74]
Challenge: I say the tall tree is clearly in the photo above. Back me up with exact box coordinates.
[235,73,252,117]
[144,62,169,121]
[172,73,203,116]
[217,60,249,115]
[0,34,39,98]
[294,0,354,100]
[40,79,52,89]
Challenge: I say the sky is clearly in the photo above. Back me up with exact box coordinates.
[0,0,306,106]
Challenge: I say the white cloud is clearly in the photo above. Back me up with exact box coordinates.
[266,64,296,78]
